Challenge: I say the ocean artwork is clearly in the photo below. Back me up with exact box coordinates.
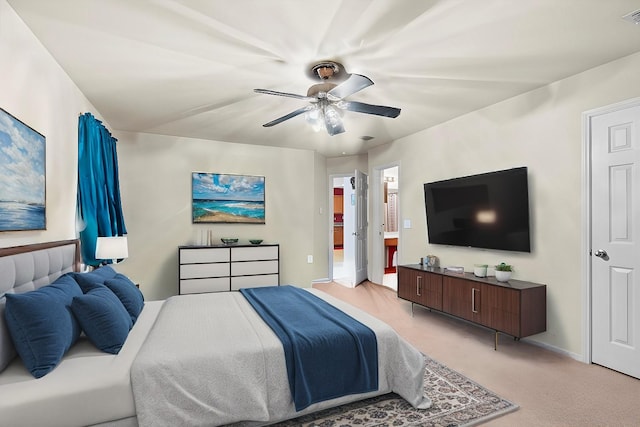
[192,173,265,223]
[0,109,46,232]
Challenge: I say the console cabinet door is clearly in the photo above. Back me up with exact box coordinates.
[398,267,442,310]
[397,267,421,304]
[442,277,489,326]
[485,285,520,337]
[422,272,443,311]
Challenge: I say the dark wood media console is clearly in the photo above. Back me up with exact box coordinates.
[397,264,546,349]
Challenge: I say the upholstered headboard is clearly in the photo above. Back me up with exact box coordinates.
[0,239,81,370]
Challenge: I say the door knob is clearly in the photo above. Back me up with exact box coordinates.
[594,249,608,258]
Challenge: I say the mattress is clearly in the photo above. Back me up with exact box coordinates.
[132,289,429,426]
[0,300,164,427]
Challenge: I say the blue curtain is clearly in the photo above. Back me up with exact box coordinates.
[76,113,127,266]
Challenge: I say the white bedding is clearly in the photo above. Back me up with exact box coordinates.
[131,289,430,427]
[0,301,164,427]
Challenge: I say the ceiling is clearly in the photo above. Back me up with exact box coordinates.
[8,0,640,157]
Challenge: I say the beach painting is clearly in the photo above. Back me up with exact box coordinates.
[192,172,265,224]
[0,108,46,232]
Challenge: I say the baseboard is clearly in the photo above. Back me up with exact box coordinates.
[521,337,585,362]
[312,278,331,284]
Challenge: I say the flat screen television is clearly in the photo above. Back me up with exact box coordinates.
[423,167,531,252]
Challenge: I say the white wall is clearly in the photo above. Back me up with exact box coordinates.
[0,0,103,247]
[369,51,640,357]
[113,131,326,300]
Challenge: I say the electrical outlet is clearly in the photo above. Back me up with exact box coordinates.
[307,255,313,264]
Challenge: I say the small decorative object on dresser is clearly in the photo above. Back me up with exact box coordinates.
[494,262,513,282]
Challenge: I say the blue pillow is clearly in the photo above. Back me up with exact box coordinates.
[104,274,144,323]
[71,285,133,354]
[4,274,82,378]
[73,265,118,292]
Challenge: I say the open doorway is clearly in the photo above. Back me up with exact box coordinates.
[382,167,399,290]
[332,176,355,286]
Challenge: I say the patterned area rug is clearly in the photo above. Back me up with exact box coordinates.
[274,355,518,426]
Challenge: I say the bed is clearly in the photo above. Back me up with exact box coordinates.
[0,240,430,426]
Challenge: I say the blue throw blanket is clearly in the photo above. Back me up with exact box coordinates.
[240,286,378,411]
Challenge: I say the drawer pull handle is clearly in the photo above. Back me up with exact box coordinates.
[472,288,479,313]
[416,276,422,296]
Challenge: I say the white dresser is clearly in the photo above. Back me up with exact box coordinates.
[178,244,279,294]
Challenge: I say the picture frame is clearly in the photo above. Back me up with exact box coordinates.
[0,108,46,231]
[192,172,265,224]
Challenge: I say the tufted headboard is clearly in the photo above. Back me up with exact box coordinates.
[0,239,81,371]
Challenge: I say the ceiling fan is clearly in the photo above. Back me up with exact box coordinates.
[254,61,401,136]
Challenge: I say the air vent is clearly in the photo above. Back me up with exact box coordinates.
[622,9,640,24]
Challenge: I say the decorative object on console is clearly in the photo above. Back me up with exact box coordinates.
[0,108,46,232]
[425,255,438,267]
[249,239,263,245]
[95,236,129,265]
[474,264,488,277]
[494,262,513,282]
[443,266,464,274]
[192,172,265,224]
[221,238,239,245]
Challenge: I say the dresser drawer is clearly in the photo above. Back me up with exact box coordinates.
[231,246,278,261]
[180,262,229,279]
[180,247,230,264]
[231,260,278,276]
[231,274,279,291]
[180,277,230,294]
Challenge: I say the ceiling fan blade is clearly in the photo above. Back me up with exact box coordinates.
[262,106,313,127]
[339,100,401,118]
[254,88,315,102]
[327,74,373,100]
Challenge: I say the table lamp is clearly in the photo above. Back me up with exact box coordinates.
[95,236,129,265]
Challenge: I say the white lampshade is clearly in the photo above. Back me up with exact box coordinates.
[95,236,129,261]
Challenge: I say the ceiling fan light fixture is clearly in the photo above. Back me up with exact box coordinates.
[323,105,345,135]
[305,108,323,132]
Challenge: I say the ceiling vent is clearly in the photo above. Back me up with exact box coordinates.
[622,9,640,24]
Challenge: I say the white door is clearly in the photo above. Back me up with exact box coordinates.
[591,103,640,379]
[355,170,368,285]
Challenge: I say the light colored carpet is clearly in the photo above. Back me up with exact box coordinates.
[313,281,640,426]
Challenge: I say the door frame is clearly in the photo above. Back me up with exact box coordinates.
[370,161,401,286]
[581,96,640,364]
